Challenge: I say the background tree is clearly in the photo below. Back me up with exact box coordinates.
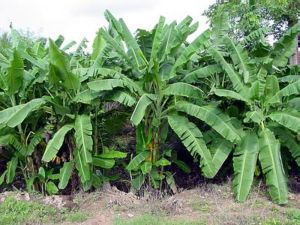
[204,0,300,40]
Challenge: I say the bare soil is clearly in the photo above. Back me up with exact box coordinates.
[59,181,300,225]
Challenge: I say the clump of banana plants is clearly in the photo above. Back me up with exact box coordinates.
[209,21,300,204]
[86,11,241,191]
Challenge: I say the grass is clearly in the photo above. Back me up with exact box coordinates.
[113,214,207,225]
[0,196,59,225]
[64,211,89,223]
[0,196,88,225]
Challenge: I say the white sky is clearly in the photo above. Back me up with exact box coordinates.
[0,0,215,44]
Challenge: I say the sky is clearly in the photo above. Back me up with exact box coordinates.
[0,0,215,45]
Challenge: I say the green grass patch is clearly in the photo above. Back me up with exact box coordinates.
[0,196,59,225]
[114,214,206,225]
[65,211,89,223]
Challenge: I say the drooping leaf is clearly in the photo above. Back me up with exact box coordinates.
[92,157,115,169]
[26,132,43,156]
[274,128,300,167]
[168,113,215,178]
[183,64,223,83]
[176,101,241,143]
[210,139,233,176]
[233,132,259,202]
[270,80,300,103]
[269,111,300,134]
[162,82,202,99]
[0,171,7,185]
[75,115,93,163]
[98,150,127,159]
[130,94,156,126]
[126,151,150,171]
[258,128,288,204]
[75,149,91,183]
[6,157,18,184]
[58,162,73,189]
[46,181,59,195]
[213,88,250,103]
[141,162,152,175]
[108,91,136,107]
[42,125,73,162]
[88,79,124,92]
[0,98,45,128]
[271,22,300,67]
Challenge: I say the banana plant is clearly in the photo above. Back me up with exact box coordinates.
[209,21,300,204]
[40,38,127,192]
[0,31,48,190]
[86,11,241,190]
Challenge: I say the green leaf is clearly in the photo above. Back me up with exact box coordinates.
[131,174,145,190]
[99,28,131,64]
[91,29,106,60]
[75,149,90,183]
[0,171,7,185]
[0,98,45,128]
[168,30,211,79]
[48,39,80,90]
[46,181,59,195]
[183,65,222,83]
[126,151,150,171]
[213,88,250,103]
[271,22,300,67]
[275,128,300,167]
[130,94,156,126]
[269,111,300,134]
[173,160,191,174]
[279,75,300,83]
[168,113,215,178]
[257,67,267,99]
[6,49,24,95]
[264,75,279,102]
[98,151,127,159]
[155,158,171,167]
[244,111,264,124]
[223,37,254,83]
[149,16,165,70]
[162,82,202,99]
[270,80,300,103]
[108,91,136,107]
[42,124,73,162]
[6,157,18,184]
[209,48,246,94]
[211,139,233,176]
[26,132,43,156]
[233,132,259,202]
[258,128,288,204]
[58,162,73,189]
[141,162,152,175]
[119,18,147,70]
[92,157,115,169]
[38,167,45,179]
[88,79,124,91]
[176,101,241,143]
[75,115,93,163]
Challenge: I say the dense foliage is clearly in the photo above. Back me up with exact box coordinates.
[0,9,299,205]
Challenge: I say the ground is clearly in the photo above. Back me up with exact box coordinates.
[1,181,300,225]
